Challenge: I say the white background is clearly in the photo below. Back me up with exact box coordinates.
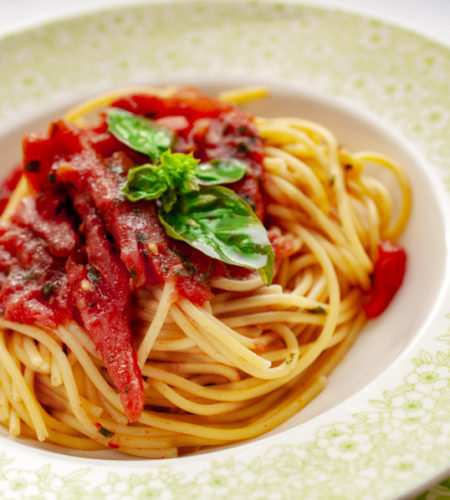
[0,0,449,46]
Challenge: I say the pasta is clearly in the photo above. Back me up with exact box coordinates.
[0,86,410,458]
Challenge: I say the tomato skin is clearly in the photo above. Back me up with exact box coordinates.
[111,86,233,121]
[363,241,407,319]
[66,195,144,422]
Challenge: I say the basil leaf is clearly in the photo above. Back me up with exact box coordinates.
[158,186,274,285]
[194,158,248,186]
[161,189,178,213]
[106,108,174,161]
[122,152,200,202]
[121,164,168,202]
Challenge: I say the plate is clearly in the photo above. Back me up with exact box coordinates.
[0,1,450,498]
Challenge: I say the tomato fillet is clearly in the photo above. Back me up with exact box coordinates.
[363,241,407,319]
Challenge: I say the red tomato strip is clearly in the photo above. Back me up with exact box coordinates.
[0,87,270,422]
[67,194,144,422]
[0,222,71,328]
[12,192,79,258]
[111,88,265,220]
[363,241,407,319]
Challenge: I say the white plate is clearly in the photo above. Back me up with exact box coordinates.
[0,2,450,498]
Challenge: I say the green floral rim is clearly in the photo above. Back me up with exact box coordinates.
[0,1,450,498]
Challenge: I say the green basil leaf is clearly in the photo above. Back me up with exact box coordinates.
[194,158,248,186]
[121,152,200,202]
[121,164,168,202]
[158,186,274,285]
[106,108,174,161]
[161,189,178,213]
[159,151,199,193]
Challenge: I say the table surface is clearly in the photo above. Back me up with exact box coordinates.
[0,1,449,499]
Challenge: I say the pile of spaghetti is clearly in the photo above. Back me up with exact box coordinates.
[0,86,410,458]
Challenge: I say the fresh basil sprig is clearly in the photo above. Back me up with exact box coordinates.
[122,153,248,204]
[122,154,273,284]
[106,108,174,162]
[159,186,273,285]
[113,105,273,285]
[122,151,199,212]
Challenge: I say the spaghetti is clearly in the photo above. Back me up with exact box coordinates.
[0,86,410,458]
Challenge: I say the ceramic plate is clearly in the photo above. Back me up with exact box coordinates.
[0,1,450,498]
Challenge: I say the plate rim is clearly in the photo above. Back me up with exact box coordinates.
[0,1,450,498]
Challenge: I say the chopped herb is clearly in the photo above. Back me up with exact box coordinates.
[171,250,199,275]
[130,268,139,285]
[66,181,77,191]
[25,161,40,173]
[137,232,148,244]
[98,426,115,438]
[87,265,101,284]
[239,193,256,210]
[108,354,115,361]
[124,385,130,393]
[286,352,296,365]
[174,268,191,278]
[41,282,55,297]
[236,141,250,154]
[0,309,3,316]
[89,302,97,308]
[237,125,251,135]
[23,269,40,281]
[47,172,56,183]
[308,306,326,314]
[131,206,142,214]
[199,262,214,284]
[172,249,191,263]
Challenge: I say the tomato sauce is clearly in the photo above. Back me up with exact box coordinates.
[0,87,267,422]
